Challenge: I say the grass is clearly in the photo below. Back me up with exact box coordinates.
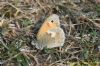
[0,0,100,66]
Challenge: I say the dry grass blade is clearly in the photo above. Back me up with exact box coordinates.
[0,0,100,66]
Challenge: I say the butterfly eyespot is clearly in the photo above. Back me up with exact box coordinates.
[51,20,54,23]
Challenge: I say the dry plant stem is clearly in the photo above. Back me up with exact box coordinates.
[81,14,100,28]
[0,36,9,50]
[46,55,51,62]
[68,19,72,36]
[36,0,47,12]
[3,52,21,64]
[69,50,82,54]
[36,0,44,8]
[73,23,85,26]
[26,53,39,65]
[21,53,31,66]
[65,43,73,52]
[49,58,69,66]
[83,15,100,30]
[0,40,9,50]
[22,52,30,59]
[7,2,24,14]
